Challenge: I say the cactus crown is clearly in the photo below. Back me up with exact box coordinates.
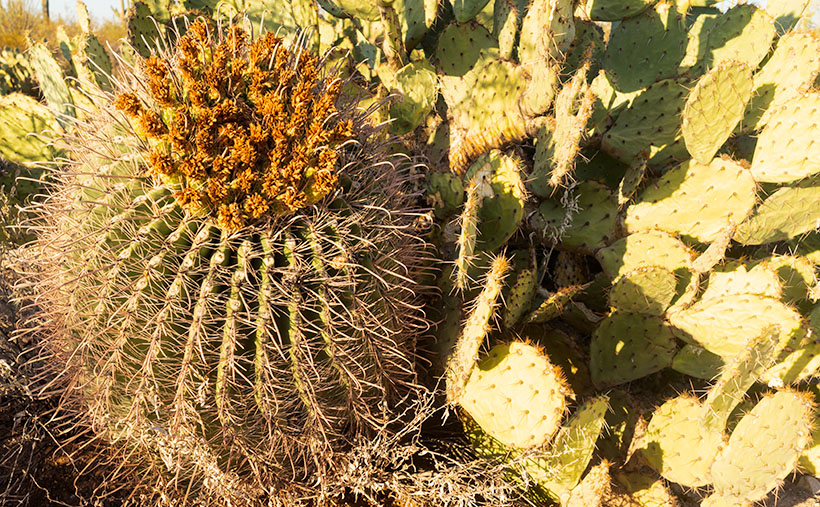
[113,19,355,231]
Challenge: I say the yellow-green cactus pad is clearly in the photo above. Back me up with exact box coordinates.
[625,156,756,243]
[667,293,805,358]
[579,0,657,21]
[461,341,570,449]
[523,395,610,501]
[0,93,61,165]
[642,395,724,487]
[525,285,586,324]
[682,61,754,164]
[758,254,818,304]
[701,325,780,432]
[596,230,695,279]
[388,60,439,134]
[745,32,820,131]
[608,266,678,316]
[693,3,775,73]
[733,176,820,245]
[761,341,820,386]
[751,93,820,183]
[700,261,783,301]
[711,389,814,502]
[590,312,677,388]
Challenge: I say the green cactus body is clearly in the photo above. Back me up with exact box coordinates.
[607,266,678,316]
[579,0,657,21]
[692,3,775,74]
[701,325,780,431]
[671,343,723,379]
[601,78,689,165]
[32,22,433,500]
[0,93,61,165]
[27,41,75,129]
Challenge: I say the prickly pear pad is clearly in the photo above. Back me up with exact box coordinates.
[711,390,815,501]
[607,266,677,316]
[751,93,820,183]
[461,342,570,449]
[642,396,724,487]
[590,312,677,388]
[682,61,753,164]
[733,176,820,245]
[625,157,756,243]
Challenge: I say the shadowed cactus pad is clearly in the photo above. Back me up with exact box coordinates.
[30,20,433,503]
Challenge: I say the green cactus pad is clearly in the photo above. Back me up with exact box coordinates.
[667,293,805,359]
[733,176,820,245]
[525,285,585,324]
[642,395,724,487]
[596,230,695,279]
[453,57,529,148]
[533,181,617,250]
[711,389,814,502]
[451,0,492,22]
[493,0,518,59]
[759,255,818,304]
[701,325,780,431]
[0,93,61,165]
[598,390,640,462]
[682,61,753,164]
[27,41,75,130]
[397,0,438,50]
[671,344,723,380]
[625,157,757,243]
[761,341,820,386]
[460,341,570,449]
[518,0,575,65]
[525,326,593,396]
[745,32,820,131]
[601,78,688,165]
[608,266,678,316]
[524,395,610,501]
[563,20,604,76]
[79,33,113,92]
[435,21,498,110]
[427,171,465,219]
[751,93,820,183]
[388,61,438,134]
[613,471,680,507]
[680,11,719,71]
[590,312,677,388]
[126,1,163,59]
[463,150,525,251]
[700,261,783,301]
[693,3,775,73]
[602,1,687,93]
[579,0,657,21]
[502,262,537,329]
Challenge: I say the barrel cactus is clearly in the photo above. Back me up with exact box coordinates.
[28,18,432,504]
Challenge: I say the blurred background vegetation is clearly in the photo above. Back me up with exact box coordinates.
[0,0,124,52]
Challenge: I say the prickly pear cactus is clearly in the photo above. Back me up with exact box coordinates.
[29,19,433,503]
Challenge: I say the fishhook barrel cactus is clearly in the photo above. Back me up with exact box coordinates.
[29,18,432,504]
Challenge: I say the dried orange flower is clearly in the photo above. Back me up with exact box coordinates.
[112,20,356,231]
